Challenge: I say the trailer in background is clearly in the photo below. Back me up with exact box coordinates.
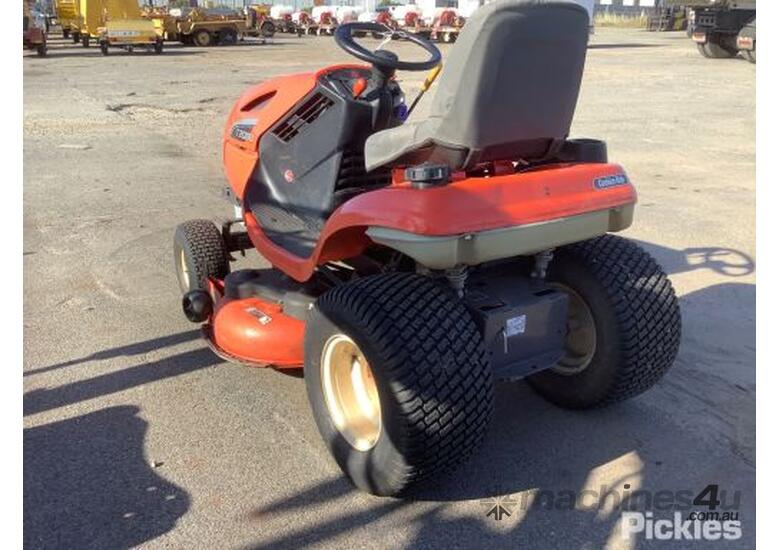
[53,0,80,39]
[78,0,163,54]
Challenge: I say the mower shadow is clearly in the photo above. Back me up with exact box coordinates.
[23,346,221,416]
[24,405,189,548]
[24,329,201,377]
[249,378,754,548]
[246,262,754,548]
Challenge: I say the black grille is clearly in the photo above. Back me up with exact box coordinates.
[272,93,334,142]
[334,150,391,196]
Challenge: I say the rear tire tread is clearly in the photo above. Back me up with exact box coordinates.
[309,273,494,494]
[529,235,681,408]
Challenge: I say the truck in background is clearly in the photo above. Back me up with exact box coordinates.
[667,0,755,63]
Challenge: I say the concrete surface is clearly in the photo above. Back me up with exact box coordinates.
[23,28,755,549]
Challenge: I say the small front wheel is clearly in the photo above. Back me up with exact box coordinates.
[527,235,681,409]
[305,273,494,496]
[81,34,89,47]
[173,220,230,294]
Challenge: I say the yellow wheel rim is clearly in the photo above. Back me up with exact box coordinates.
[321,334,381,451]
[178,249,190,290]
[552,283,597,375]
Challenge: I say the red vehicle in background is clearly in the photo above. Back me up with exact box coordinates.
[23,2,47,57]
[430,8,465,43]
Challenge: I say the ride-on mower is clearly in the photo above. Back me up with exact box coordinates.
[174,0,681,497]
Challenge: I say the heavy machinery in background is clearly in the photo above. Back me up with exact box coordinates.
[666,0,755,62]
[310,6,337,35]
[646,5,688,31]
[392,5,432,38]
[269,5,302,35]
[53,0,80,39]
[292,10,314,34]
[23,1,47,57]
[78,0,164,54]
[430,8,465,43]
[145,6,275,46]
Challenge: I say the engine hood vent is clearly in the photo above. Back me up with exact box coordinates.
[272,93,334,143]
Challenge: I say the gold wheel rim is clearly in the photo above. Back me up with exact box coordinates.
[321,334,381,451]
[552,283,597,376]
[178,249,190,290]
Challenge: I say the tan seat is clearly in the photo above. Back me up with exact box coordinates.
[364,0,590,172]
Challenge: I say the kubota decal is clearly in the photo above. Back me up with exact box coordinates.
[594,173,629,190]
[231,118,257,142]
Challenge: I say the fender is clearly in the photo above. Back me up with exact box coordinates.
[245,162,637,282]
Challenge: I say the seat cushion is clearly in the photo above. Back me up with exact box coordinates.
[364,118,469,173]
[363,0,589,173]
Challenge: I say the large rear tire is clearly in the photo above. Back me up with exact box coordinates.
[173,220,230,294]
[697,39,737,59]
[305,273,494,496]
[527,235,681,409]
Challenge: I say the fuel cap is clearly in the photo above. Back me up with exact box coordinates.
[405,163,451,188]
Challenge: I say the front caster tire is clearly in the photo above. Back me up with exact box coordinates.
[81,35,89,47]
[173,220,230,294]
[527,235,681,409]
[305,273,494,497]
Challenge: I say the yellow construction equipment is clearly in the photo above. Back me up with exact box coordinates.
[53,0,81,40]
[143,7,276,46]
[79,0,164,55]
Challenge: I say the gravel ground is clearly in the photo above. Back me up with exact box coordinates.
[23,28,755,549]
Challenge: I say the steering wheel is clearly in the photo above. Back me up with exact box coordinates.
[334,22,441,72]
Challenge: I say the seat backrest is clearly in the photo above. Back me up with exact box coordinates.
[428,0,590,168]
